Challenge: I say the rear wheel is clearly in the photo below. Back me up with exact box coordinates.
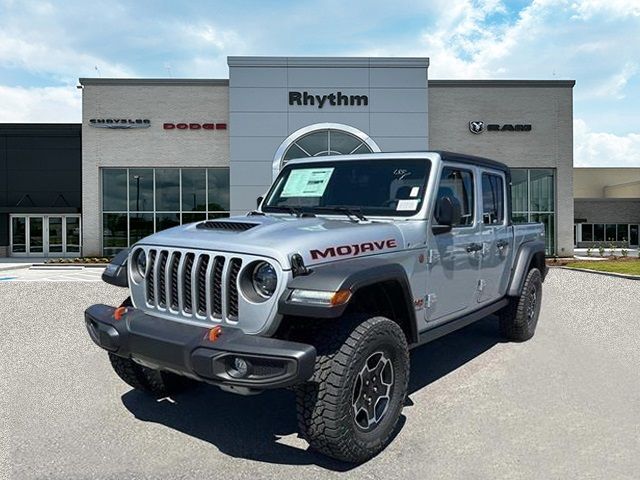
[499,267,542,341]
[295,316,409,463]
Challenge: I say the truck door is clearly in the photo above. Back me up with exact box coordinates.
[477,170,513,304]
[425,165,482,324]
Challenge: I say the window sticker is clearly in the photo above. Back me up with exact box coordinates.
[281,168,335,197]
[397,199,420,211]
[410,186,420,198]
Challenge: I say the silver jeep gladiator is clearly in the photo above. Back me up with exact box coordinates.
[85,151,546,463]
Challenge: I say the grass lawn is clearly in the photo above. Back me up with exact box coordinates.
[567,260,640,276]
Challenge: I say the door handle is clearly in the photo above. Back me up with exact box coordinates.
[466,243,483,253]
[496,240,509,249]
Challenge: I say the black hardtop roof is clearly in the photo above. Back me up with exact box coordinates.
[434,151,510,173]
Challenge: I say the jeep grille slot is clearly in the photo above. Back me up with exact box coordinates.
[183,253,195,314]
[196,255,209,316]
[227,258,242,319]
[211,256,225,318]
[169,252,181,311]
[196,221,258,232]
[157,251,168,308]
[145,250,157,305]
[142,248,250,325]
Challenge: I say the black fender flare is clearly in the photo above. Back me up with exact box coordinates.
[102,248,130,288]
[507,240,546,297]
[278,258,418,343]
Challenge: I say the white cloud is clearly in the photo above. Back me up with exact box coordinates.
[0,85,81,122]
[571,0,640,20]
[0,30,134,80]
[574,119,640,166]
[589,62,639,99]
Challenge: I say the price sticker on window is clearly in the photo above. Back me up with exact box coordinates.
[281,168,335,197]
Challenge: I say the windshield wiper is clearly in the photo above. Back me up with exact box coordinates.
[314,206,368,222]
[265,205,315,218]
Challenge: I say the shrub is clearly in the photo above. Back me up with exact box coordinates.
[598,243,606,257]
[586,247,592,257]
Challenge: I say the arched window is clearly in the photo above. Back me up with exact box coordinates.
[272,123,380,179]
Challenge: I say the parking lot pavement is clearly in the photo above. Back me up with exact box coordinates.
[2,268,639,480]
[0,266,104,282]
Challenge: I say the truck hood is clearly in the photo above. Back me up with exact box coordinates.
[136,215,405,269]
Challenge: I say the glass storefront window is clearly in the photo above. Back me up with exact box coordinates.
[103,169,128,212]
[581,224,593,242]
[156,169,180,211]
[511,168,556,255]
[605,224,616,242]
[208,168,230,211]
[182,169,206,212]
[102,168,230,256]
[129,169,154,212]
[103,213,127,256]
[66,217,80,253]
[130,213,154,244]
[11,217,26,253]
[617,224,628,242]
[281,129,374,165]
[594,224,604,242]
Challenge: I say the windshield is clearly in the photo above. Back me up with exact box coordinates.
[263,158,431,217]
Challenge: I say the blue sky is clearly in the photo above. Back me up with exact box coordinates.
[0,0,638,166]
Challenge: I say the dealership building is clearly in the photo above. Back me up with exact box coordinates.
[4,55,625,259]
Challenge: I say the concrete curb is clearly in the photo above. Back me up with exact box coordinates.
[31,263,108,268]
[558,266,640,280]
[0,264,32,273]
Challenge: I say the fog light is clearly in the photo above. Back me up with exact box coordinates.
[229,357,250,378]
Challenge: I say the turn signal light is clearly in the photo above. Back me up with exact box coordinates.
[330,289,352,306]
[113,306,127,321]
[208,325,223,342]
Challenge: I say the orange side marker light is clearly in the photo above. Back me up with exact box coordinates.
[208,325,223,342]
[113,306,128,321]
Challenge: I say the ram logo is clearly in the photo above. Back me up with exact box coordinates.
[469,121,485,134]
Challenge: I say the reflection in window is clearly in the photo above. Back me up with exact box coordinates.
[182,169,206,212]
[511,168,556,255]
[437,167,474,227]
[482,173,505,225]
[129,169,153,212]
[103,170,127,212]
[282,129,373,165]
[101,168,230,256]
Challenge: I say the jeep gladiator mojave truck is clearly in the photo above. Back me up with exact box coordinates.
[86,151,546,463]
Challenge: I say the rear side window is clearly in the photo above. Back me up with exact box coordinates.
[482,173,505,225]
[436,167,474,227]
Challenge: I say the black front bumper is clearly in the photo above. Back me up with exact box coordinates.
[85,304,316,392]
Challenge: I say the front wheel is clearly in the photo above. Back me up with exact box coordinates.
[499,267,543,342]
[295,316,409,463]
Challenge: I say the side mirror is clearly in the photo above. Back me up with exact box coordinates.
[432,195,462,235]
[256,196,264,208]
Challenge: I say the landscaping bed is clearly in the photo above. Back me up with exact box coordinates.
[564,258,640,276]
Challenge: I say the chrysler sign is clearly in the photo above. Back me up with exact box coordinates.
[469,121,532,134]
[89,118,150,129]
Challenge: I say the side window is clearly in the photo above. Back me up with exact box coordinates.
[435,167,474,227]
[481,173,505,225]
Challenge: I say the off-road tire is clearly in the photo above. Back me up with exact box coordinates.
[107,297,196,396]
[295,316,409,463]
[499,267,542,342]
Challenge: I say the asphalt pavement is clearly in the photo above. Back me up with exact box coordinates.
[1,268,638,479]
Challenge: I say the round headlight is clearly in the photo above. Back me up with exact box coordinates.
[133,249,147,278]
[252,261,277,298]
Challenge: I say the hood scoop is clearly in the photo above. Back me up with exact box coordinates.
[196,220,259,232]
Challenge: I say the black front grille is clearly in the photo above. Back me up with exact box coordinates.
[196,221,258,232]
[143,249,246,324]
[227,258,242,319]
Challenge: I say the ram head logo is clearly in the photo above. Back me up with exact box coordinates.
[469,121,484,134]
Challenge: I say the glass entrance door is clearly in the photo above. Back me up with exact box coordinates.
[10,215,81,257]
